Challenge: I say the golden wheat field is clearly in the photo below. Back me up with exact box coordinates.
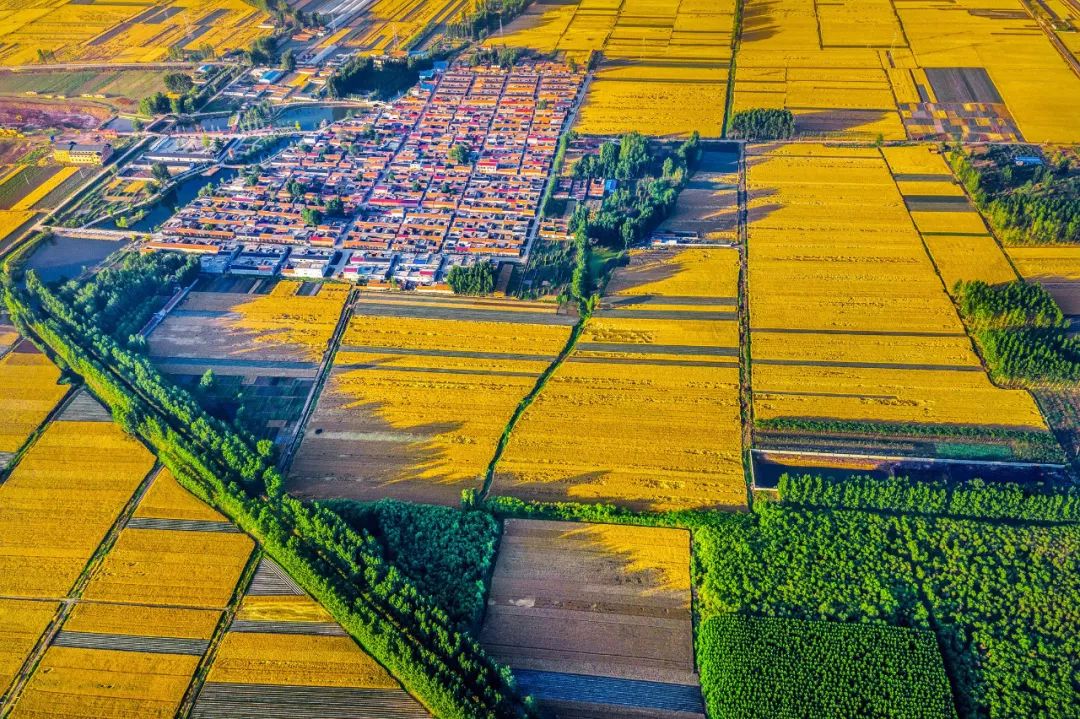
[348,0,466,54]
[733,0,1080,141]
[745,144,1046,428]
[290,296,574,505]
[881,145,1018,289]
[0,421,155,598]
[64,602,222,640]
[9,647,198,719]
[0,0,269,66]
[0,598,58,695]
[0,209,36,244]
[133,468,227,523]
[0,345,68,454]
[495,0,735,136]
[236,594,335,624]
[1007,246,1080,315]
[495,248,746,511]
[208,632,401,688]
[83,527,253,608]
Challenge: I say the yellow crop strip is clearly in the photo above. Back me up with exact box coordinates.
[0,598,58,695]
[236,594,334,623]
[300,309,570,500]
[1007,246,1080,282]
[493,0,735,136]
[746,144,1046,429]
[64,603,222,640]
[209,632,401,688]
[0,210,36,243]
[133,468,227,523]
[0,421,155,598]
[0,348,67,453]
[13,166,78,211]
[83,528,254,608]
[0,1,270,66]
[10,647,198,719]
[497,248,746,511]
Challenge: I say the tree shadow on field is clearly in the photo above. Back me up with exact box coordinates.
[739,0,781,44]
[478,514,700,685]
[288,375,478,508]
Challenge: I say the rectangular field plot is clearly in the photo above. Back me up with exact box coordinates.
[0,340,68,464]
[699,615,955,719]
[148,280,350,370]
[494,248,745,511]
[289,293,575,506]
[656,146,740,242]
[495,0,736,136]
[0,421,155,599]
[192,556,430,719]
[479,519,704,719]
[1007,246,1080,319]
[746,145,1047,455]
[0,599,59,699]
[8,647,199,719]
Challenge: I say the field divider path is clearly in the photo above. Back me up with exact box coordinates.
[0,378,76,484]
[277,285,360,474]
[176,548,263,719]
[480,307,591,499]
[0,461,162,715]
[735,140,755,508]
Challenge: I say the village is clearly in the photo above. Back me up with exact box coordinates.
[143,60,586,287]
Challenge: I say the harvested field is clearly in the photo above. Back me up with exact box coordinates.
[149,280,350,368]
[0,99,109,131]
[479,519,704,718]
[290,293,574,506]
[656,146,739,243]
[494,248,745,511]
[0,420,155,599]
[55,389,112,423]
[8,647,199,719]
[745,145,1046,441]
[0,599,58,698]
[0,341,68,458]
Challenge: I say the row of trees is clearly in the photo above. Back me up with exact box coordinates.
[570,132,703,250]
[729,108,796,140]
[56,251,197,347]
[0,250,536,719]
[955,280,1080,386]
[447,261,496,295]
[947,145,1079,246]
[778,472,1080,523]
[327,56,434,100]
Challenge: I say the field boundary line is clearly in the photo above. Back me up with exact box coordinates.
[0,380,77,485]
[480,310,591,499]
[0,461,161,716]
[176,547,262,719]
[735,141,755,509]
[277,285,359,475]
[881,147,1063,461]
[722,0,744,137]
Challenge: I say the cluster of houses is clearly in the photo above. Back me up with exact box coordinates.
[148,61,585,287]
